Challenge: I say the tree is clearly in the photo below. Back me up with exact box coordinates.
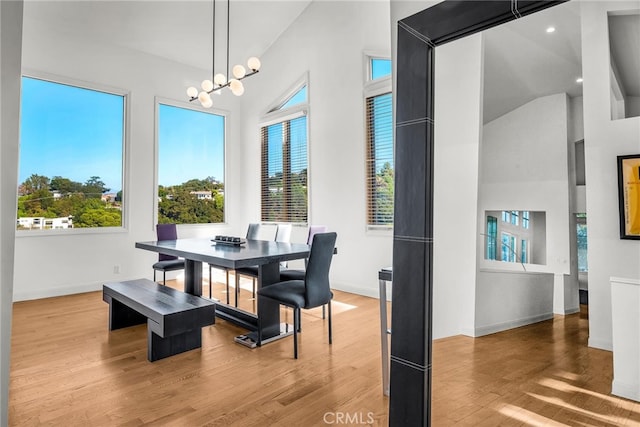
[50,176,82,194]
[83,176,109,198]
[21,174,50,195]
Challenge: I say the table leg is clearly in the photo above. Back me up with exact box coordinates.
[184,259,203,296]
[380,279,390,396]
[234,262,293,348]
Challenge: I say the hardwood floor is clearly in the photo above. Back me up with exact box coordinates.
[9,276,640,426]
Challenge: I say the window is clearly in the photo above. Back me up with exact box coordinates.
[502,211,510,223]
[279,85,307,110]
[486,216,498,260]
[522,211,530,229]
[365,56,393,226]
[17,76,125,230]
[371,58,392,80]
[261,85,308,223]
[511,210,519,226]
[577,214,588,272]
[157,102,225,224]
[521,239,528,263]
[501,232,517,262]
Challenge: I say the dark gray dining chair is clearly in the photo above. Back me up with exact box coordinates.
[279,225,328,317]
[234,223,292,303]
[257,232,337,359]
[152,223,184,286]
[208,223,260,302]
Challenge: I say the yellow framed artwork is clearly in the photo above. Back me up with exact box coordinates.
[618,155,640,240]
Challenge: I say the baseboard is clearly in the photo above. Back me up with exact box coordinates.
[612,379,640,402]
[474,312,554,337]
[563,306,580,315]
[588,337,613,352]
[332,281,383,299]
[13,279,131,302]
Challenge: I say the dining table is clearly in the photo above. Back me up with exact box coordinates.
[135,237,311,348]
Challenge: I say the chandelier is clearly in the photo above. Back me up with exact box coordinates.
[186,0,261,108]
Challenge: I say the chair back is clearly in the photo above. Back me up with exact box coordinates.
[246,223,261,240]
[306,225,328,245]
[304,232,337,308]
[275,223,292,243]
[156,223,178,261]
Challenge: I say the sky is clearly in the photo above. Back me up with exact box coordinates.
[19,77,124,192]
[158,104,225,187]
[19,77,225,193]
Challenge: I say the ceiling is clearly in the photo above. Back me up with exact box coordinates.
[482,2,583,124]
[23,1,632,125]
[23,0,312,71]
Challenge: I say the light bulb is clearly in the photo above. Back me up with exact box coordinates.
[202,98,213,108]
[214,73,227,85]
[201,79,214,92]
[247,57,261,71]
[186,86,198,98]
[198,91,211,105]
[229,79,243,91]
[231,85,245,96]
[232,65,246,79]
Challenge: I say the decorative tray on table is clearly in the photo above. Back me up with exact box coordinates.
[211,235,246,246]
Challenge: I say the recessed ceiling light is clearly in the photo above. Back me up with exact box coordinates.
[576,77,583,83]
[546,26,556,33]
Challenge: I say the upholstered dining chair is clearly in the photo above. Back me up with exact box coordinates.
[208,223,261,302]
[152,223,185,286]
[257,232,337,359]
[234,223,292,303]
[279,225,328,317]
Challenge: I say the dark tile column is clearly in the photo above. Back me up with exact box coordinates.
[390,2,567,425]
[389,22,435,426]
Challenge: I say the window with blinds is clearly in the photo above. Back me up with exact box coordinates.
[261,114,308,223]
[366,91,394,226]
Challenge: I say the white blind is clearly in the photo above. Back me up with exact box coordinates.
[261,115,308,223]
[365,92,394,225]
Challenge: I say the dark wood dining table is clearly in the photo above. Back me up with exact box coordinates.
[135,237,311,347]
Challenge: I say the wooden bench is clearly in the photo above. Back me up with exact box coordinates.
[103,279,216,362]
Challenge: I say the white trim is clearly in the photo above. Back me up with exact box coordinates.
[259,108,307,128]
[474,312,554,337]
[612,379,640,402]
[588,337,613,351]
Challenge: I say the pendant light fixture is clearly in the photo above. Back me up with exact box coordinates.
[186,0,261,107]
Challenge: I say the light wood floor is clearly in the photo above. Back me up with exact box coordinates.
[9,277,640,426]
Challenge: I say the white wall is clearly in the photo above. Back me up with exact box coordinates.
[0,1,24,422]
[581,1,640,351]
[478,93,576,322]
[480,93,572,274]
[236,1,393,297]
[15,2,244,300]
[433,34,483,339]
[475,270,554,336]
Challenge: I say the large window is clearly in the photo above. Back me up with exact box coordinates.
[17,76,125,230]
[261,85,308,223]
[365,57,393,226]
[157,103,225,224]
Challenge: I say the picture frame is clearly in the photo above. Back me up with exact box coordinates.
[617,154,640,240]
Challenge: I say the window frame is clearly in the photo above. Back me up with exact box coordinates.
[259,75,310,225]
[364,54,393,231]
[154,96,228,229]
[16,71,130,237]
